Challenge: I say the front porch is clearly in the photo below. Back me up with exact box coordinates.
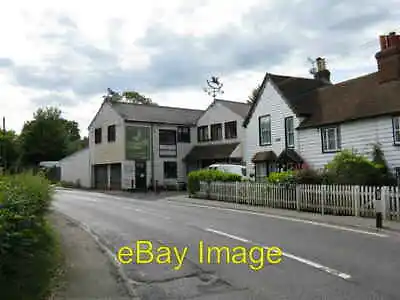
[252,149,304,181]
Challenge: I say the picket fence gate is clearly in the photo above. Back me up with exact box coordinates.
[197,181,400,221]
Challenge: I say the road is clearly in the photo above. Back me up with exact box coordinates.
[53,189,400,300]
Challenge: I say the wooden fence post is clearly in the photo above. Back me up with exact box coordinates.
[382,186,387,220]
[353,185,360,217]
[295,184,300,211]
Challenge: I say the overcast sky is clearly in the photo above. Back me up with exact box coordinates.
[1,0,399,136]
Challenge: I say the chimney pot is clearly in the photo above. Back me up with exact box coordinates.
[375,32,400,83]
[314,57,331,84]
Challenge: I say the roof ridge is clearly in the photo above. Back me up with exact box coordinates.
[215,99,249,105]
[112,101,204,112]
[267,72,320,82]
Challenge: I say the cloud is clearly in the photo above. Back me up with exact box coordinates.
[0,58,13,68]
[31,92,76,107]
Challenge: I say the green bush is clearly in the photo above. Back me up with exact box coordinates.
[187,169,242,195]
[0,172,58,300]
[324,149,388,186]
[294,168,324,184]
[267,171,295,184]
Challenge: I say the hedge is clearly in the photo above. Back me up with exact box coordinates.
[0,172,59,300]
[188,169,242,195]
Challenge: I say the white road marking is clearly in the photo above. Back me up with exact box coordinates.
[205,228,250,243]
[205,227,352,280]
[171,202,388,238]
[64,195,99,202]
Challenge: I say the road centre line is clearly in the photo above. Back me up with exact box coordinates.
[205,227,352,280]
[169,202,388,238]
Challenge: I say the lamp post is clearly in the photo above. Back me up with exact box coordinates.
[203,76,224,100]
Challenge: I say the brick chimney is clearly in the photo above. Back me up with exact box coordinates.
[314,57,331,84]
[375,32,400,83]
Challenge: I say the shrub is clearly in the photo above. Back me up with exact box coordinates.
[267,171,295,184]
[324,149,386,185]
[0,172,58,299]
[294,168,324,184]
[371,143,396,186]
[187,169,242,195]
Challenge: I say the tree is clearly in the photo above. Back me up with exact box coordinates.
[0,129,20,172]
[122,91,157,105]
[103,88,122,102]
[103,88,157,105]
[247,84,262,104]
[19,107,82,167]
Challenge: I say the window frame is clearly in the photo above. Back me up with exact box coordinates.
[284,116,295,148]
[258,115,272,146]
[177,126,191,143]
[107,125,116,143]
[159,129,177,146]
[94,127,102,144]
[197,126,209,142]
[393,116,400,146]
[210,123,223,141]
[321,126,341,153]
[163,161,177,179]
[224,121,237,139]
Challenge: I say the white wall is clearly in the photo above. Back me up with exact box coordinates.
[244,80,300,166]
[151,124,196,185]
[60,148,90,188]
[89,102,125,164]
[298,116,400,170]
[196,102,245,153]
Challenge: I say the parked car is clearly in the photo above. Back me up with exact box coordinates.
[207,164,254,180]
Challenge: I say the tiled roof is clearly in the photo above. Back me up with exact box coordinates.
[297,72,400,128]
[110,102,204,125]
[243,71,400,129]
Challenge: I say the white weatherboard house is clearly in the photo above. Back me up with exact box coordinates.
[88,100,203,190]
[243,32,400,181]
[184,99,250,170]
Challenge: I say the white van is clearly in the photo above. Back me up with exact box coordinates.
[207,164,252,179]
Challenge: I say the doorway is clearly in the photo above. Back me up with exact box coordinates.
[135,160,147,190]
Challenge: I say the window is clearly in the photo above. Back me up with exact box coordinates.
[393,116,400,145]
[211,123,222,141]
[164,161,177,179]
[197,126,209,142]
[107,125,116,142]
[94,128,102,144]
[177,127,191,143]
[159,130,176,145]
[285,117,295,148]
[259,115,271,146]
[321,126,341,152]
[225,121,237,139]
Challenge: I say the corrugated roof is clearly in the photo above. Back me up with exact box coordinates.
[110,102,204,125]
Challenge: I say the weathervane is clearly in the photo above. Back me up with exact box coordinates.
[203,76,224,100]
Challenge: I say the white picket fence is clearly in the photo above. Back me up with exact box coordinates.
[197,181,400,221]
